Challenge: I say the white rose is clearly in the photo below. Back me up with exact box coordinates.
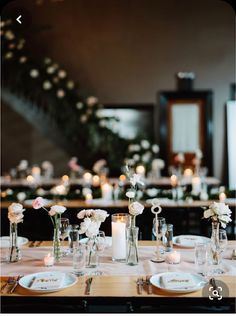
[93,209,109,222]
[203,209,214,219]
[49,205,66,215]
[142,152,151,163]
[8,203,25,223]
[79,217,92,234]
[126,191,135,199]
[152,144,159,153]
[141,140,150,149]
[128,201,144,216]
[130,174,144,187]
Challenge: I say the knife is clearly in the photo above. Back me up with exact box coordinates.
[85,277,93,295]
[9,275,22,294]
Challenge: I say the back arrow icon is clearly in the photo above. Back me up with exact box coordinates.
[16,15,22,24]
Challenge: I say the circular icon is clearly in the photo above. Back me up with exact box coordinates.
[202,279,229,300]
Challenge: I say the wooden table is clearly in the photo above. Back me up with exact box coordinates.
[1,241,235,313]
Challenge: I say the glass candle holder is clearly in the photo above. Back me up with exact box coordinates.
[112,213,129,262]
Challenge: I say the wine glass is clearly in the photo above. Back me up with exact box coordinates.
[59,218,70,255]
[219,229,228,254]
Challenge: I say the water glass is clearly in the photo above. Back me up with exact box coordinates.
[69,225,80,253]
[163,224,173,252]
[219,229,228,253]
[195,242,208,275]
[73,245,86,276]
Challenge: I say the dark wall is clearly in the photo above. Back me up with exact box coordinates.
[2,0,234,179]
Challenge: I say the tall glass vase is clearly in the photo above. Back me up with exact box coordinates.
[86,236,99,268]
[211,221,221,265]
[53,223,61,262]
[9,222,21,262]
[126,216,139,266]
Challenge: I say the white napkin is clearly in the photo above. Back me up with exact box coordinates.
[30,273,65,290]
[177,236,203,247]
[161,273,196,290]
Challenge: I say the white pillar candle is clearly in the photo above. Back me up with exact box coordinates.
[112,214,128,261]
[192,176,201,195]
[44,253,54,267]
[101,183,113,201]
[165,251,181,264]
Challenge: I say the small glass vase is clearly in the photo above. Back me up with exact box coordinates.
[9,222,21,263]
[86,237,99,268]
[53,226,62,262]
[126,217,139,266]
[211,221,221,265]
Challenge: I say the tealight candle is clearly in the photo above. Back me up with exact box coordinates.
[184,168,193,177]
[92,175,100,187]
[170,175,178,187]
[119,174,126,183]
[219,192,226,202]
[83,172,92,184]
[44,253,54,267]
[165,251,181,264]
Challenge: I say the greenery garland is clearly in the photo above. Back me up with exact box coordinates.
[1,19,128,173]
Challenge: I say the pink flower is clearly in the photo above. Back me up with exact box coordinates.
[32,197,45,209]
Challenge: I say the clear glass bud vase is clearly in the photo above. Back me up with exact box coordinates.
[126,221,139,266]
[86,237,99,268]
[53,225,62,262]
[211,221,221,265]
[9,223,21,262]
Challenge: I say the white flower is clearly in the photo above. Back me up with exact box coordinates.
[141,139,150,149]
[130,173,144,187]
[18,159,28,170]
[86,96,98,107]
[8,203,25,224]
[77,209,94,219]
[93,159,107,174]
[127,159,135,166]
[175,153,185,163]
[49,205,66,216]
[93,209,109,222]
[76,102,84,110]
[203,202,232,228]
[67,80,74,89]
[19,56,27,63]
[133,154,140,161]
[17,192,26,202]
[128,201,144,216]
[5,30,15,40]
[47,66,56,74]
[44,58,52,64]
[152,144,159,153]
[6,189,13,195]
[58,70,67,78]
[99,120,107,127]
[146,188,158,197]
[43,80,52,90]
[79,217,92,234]
[151,159,165,170]
[36,188,46,196]
[204,209,214,219]
[57,89,65,98]
[30,69,39,78]
[80,115,88,123]
[85,221,99,238]
[142,152,151,163]
[126,191,135,199]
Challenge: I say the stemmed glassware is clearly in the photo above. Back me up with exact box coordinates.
[59,218,70,256]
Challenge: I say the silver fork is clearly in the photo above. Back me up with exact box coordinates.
[1,277,15,293]
[136,277,144,294]
[8,275,23,294]
[145,275,153,294]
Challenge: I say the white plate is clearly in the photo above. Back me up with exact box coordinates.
[173,235,210,248]
[80,236,112,247]
[23,199,53,206]
[150,272,207,294]
[19,272,78,293]
[0,236,29,248]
